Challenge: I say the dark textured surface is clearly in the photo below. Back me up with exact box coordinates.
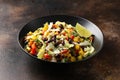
[0,0,120,80]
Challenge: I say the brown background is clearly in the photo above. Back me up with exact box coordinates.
[0,0,120,80]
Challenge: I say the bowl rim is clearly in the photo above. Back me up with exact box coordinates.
[17,15,104,64]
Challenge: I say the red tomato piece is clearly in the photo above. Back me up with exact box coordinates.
[61,49,68,54]
[31,42,36,49]
[62,32,66,36]
[70,35,74,40]
[66,37,69,41]
[44,53,51,59]
[30,42,36,55]
[28,40,33,46]
[30,48,36,55]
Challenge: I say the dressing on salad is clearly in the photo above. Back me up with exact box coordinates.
[24,21,95,63]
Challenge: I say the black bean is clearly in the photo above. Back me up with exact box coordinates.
[43,37,48,41]
[51,35,55,40]
[52,35,56,43]
[55,54,62,61]
[60,28,63,32]
[61,40,65,45]
[54,40,61,47]
[47,39,53,43]
[59,24,64,29]
[54,35,56,39]
[54,42,59,47]
[58,31,60,33]
[90,35,95,43]
[57,40,62,44]
[47,35,56,43]
[36,42,43,48]
[68,38,73,44]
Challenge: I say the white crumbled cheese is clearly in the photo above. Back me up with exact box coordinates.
[80,41,91,46]
[53,48,60,54]
[64,40,74,48]
[26,35,31,40]
[67,24,73,28]
[46,43,54,51]
[83,46,95,57]
[55,21,66,26]
[84,46,91,52]
[48,22,53,31]
[50,29,60,31]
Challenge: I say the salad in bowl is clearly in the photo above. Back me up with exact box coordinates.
[24,21,95,63]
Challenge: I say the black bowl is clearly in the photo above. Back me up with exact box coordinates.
[18,15,104,63]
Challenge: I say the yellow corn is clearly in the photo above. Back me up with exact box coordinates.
[78,55,83,61]
[28,31,32,35]
[43,22,48,31]
[70,56,76,62]
[79,48,84,56]
[67,53,72,57]
[80,38,84,42]
[31,35,37,40]
[75,44,80,50]
[43,31,49,37]
[67,29,72,33]
[73,36,80,42]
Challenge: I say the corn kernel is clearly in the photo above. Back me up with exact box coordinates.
[79,48,84,56]
[80,38,84,42]
[28,31,32,35]
[78,55,83,61]
[75,44,80,50]
[32,35,37,40]
[73,36,80,42]
[67,53,72,57]
[67,28,72,33]
[43,23,48,31]
[44,31,49,37]
[70,56,76,62]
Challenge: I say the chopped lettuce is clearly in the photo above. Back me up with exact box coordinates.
[83,46,95,57]
[79,40,91,46]
[37,36,46,59]
[64,40,74,48]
